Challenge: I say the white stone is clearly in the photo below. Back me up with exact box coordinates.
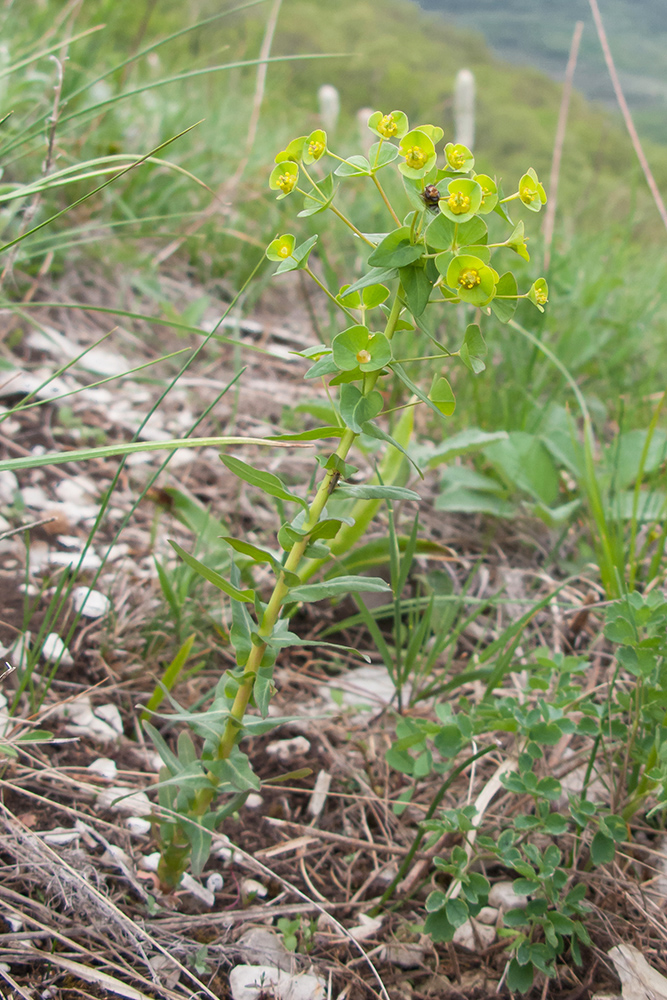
[71,587,110,619]
[317,664,411,718]
[49,548,102,570]
[244,793,264,810]
[41,633,74,667]
[488,880,528,911]
[265,736,310,762]
[452,918,495,950]
[348,913,383,941]
[180,873,215,907]
[126,816,151,837]
[0,470,18,505]
[236,928,291,972]
[380,942,426,968]
[94,704,123,735]
[241,878,267,899]
[139,852,161,872]
[40,827,80,846]
[229,966,326,1000]
[96,785,152,816]
[87,757,117,781]
[476,906,499,924]
[8,632,30,670]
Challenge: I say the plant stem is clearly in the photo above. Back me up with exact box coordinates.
[372,174,401,226]
[216,287,404,761]
[303,264,356,321]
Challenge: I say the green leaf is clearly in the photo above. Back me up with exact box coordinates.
[425,890,448,913]
[600,814,627,843]
[590,831,615,865]
[334,154,371,177]
[185,820,213,877]
[343,267,398,297]
[391,362,450,422]
[339,384,384,434]
[458,324,487,374]
[222,454,308,510]
[289,575,392,602]
[490,271,518,323]
[209,748,261,792]
[445,898,469,928]
[400,262,433,316]
[369,141,400,170]
[169,541,255,603]
[298,173,336,217]
[507,958,534,993]
[367,227,424,268]
[429,376,456,416]
[424,909,456,942]
[333,484,421,501]
[425,428,508,466]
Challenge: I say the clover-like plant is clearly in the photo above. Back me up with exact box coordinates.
[145,109,548,891]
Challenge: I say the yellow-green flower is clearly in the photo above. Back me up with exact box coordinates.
[266,234,296,261]
[519,168,547,212]
[528,277,549,311]
[445,142,474,173]
[473,173,498,215]
[303,129,327,165]
[446,254,499,306]
[398,129,436,179]
[269,161,298,200]
[439,177,483,223]
[274,136,307,164]
[367,109,409,140]
[505,220,530,261]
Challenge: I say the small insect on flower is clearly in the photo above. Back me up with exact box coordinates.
[421,184,441,209]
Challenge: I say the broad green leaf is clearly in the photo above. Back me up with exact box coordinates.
[334,155,371,177]
[222,454,308,510]
[333,484,421,501]
[490,271,518,323]
[429,376,456,416]
[506,958,534,993]
[343,266,398,297]
[367,227,424,268]
[369,141,399,170]
[339,384,383,433]
[298,173,336,217]
[399,261,433,316]
[590,831,615,865]
[185,820,213,877]
[425,428,508,466]
[289,575,392,602]
[458,324,487,374]
[169,540,255,602]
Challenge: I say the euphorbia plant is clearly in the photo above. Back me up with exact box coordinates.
[145,110,548,891]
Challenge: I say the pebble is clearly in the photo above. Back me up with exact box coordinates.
[488,880,529,911]
[94,704,123,735]
[236,928,291,972]
[266,736,311,762]
[380,942,426,968]
[229,966,326,1000]
[41,633,74,667]
[452,918,496,950]
[139,852,161,872]
[96,785,152,816]
[126,816,152,837]
[348,914,383,942]
[180,873,215,907]
[87,757,118,781]
[40,828,80,847]
[244,793,264,810]
[241,878,268,899]
[71,587,111,619]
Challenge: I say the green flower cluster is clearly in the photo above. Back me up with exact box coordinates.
[266,108,549,412]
